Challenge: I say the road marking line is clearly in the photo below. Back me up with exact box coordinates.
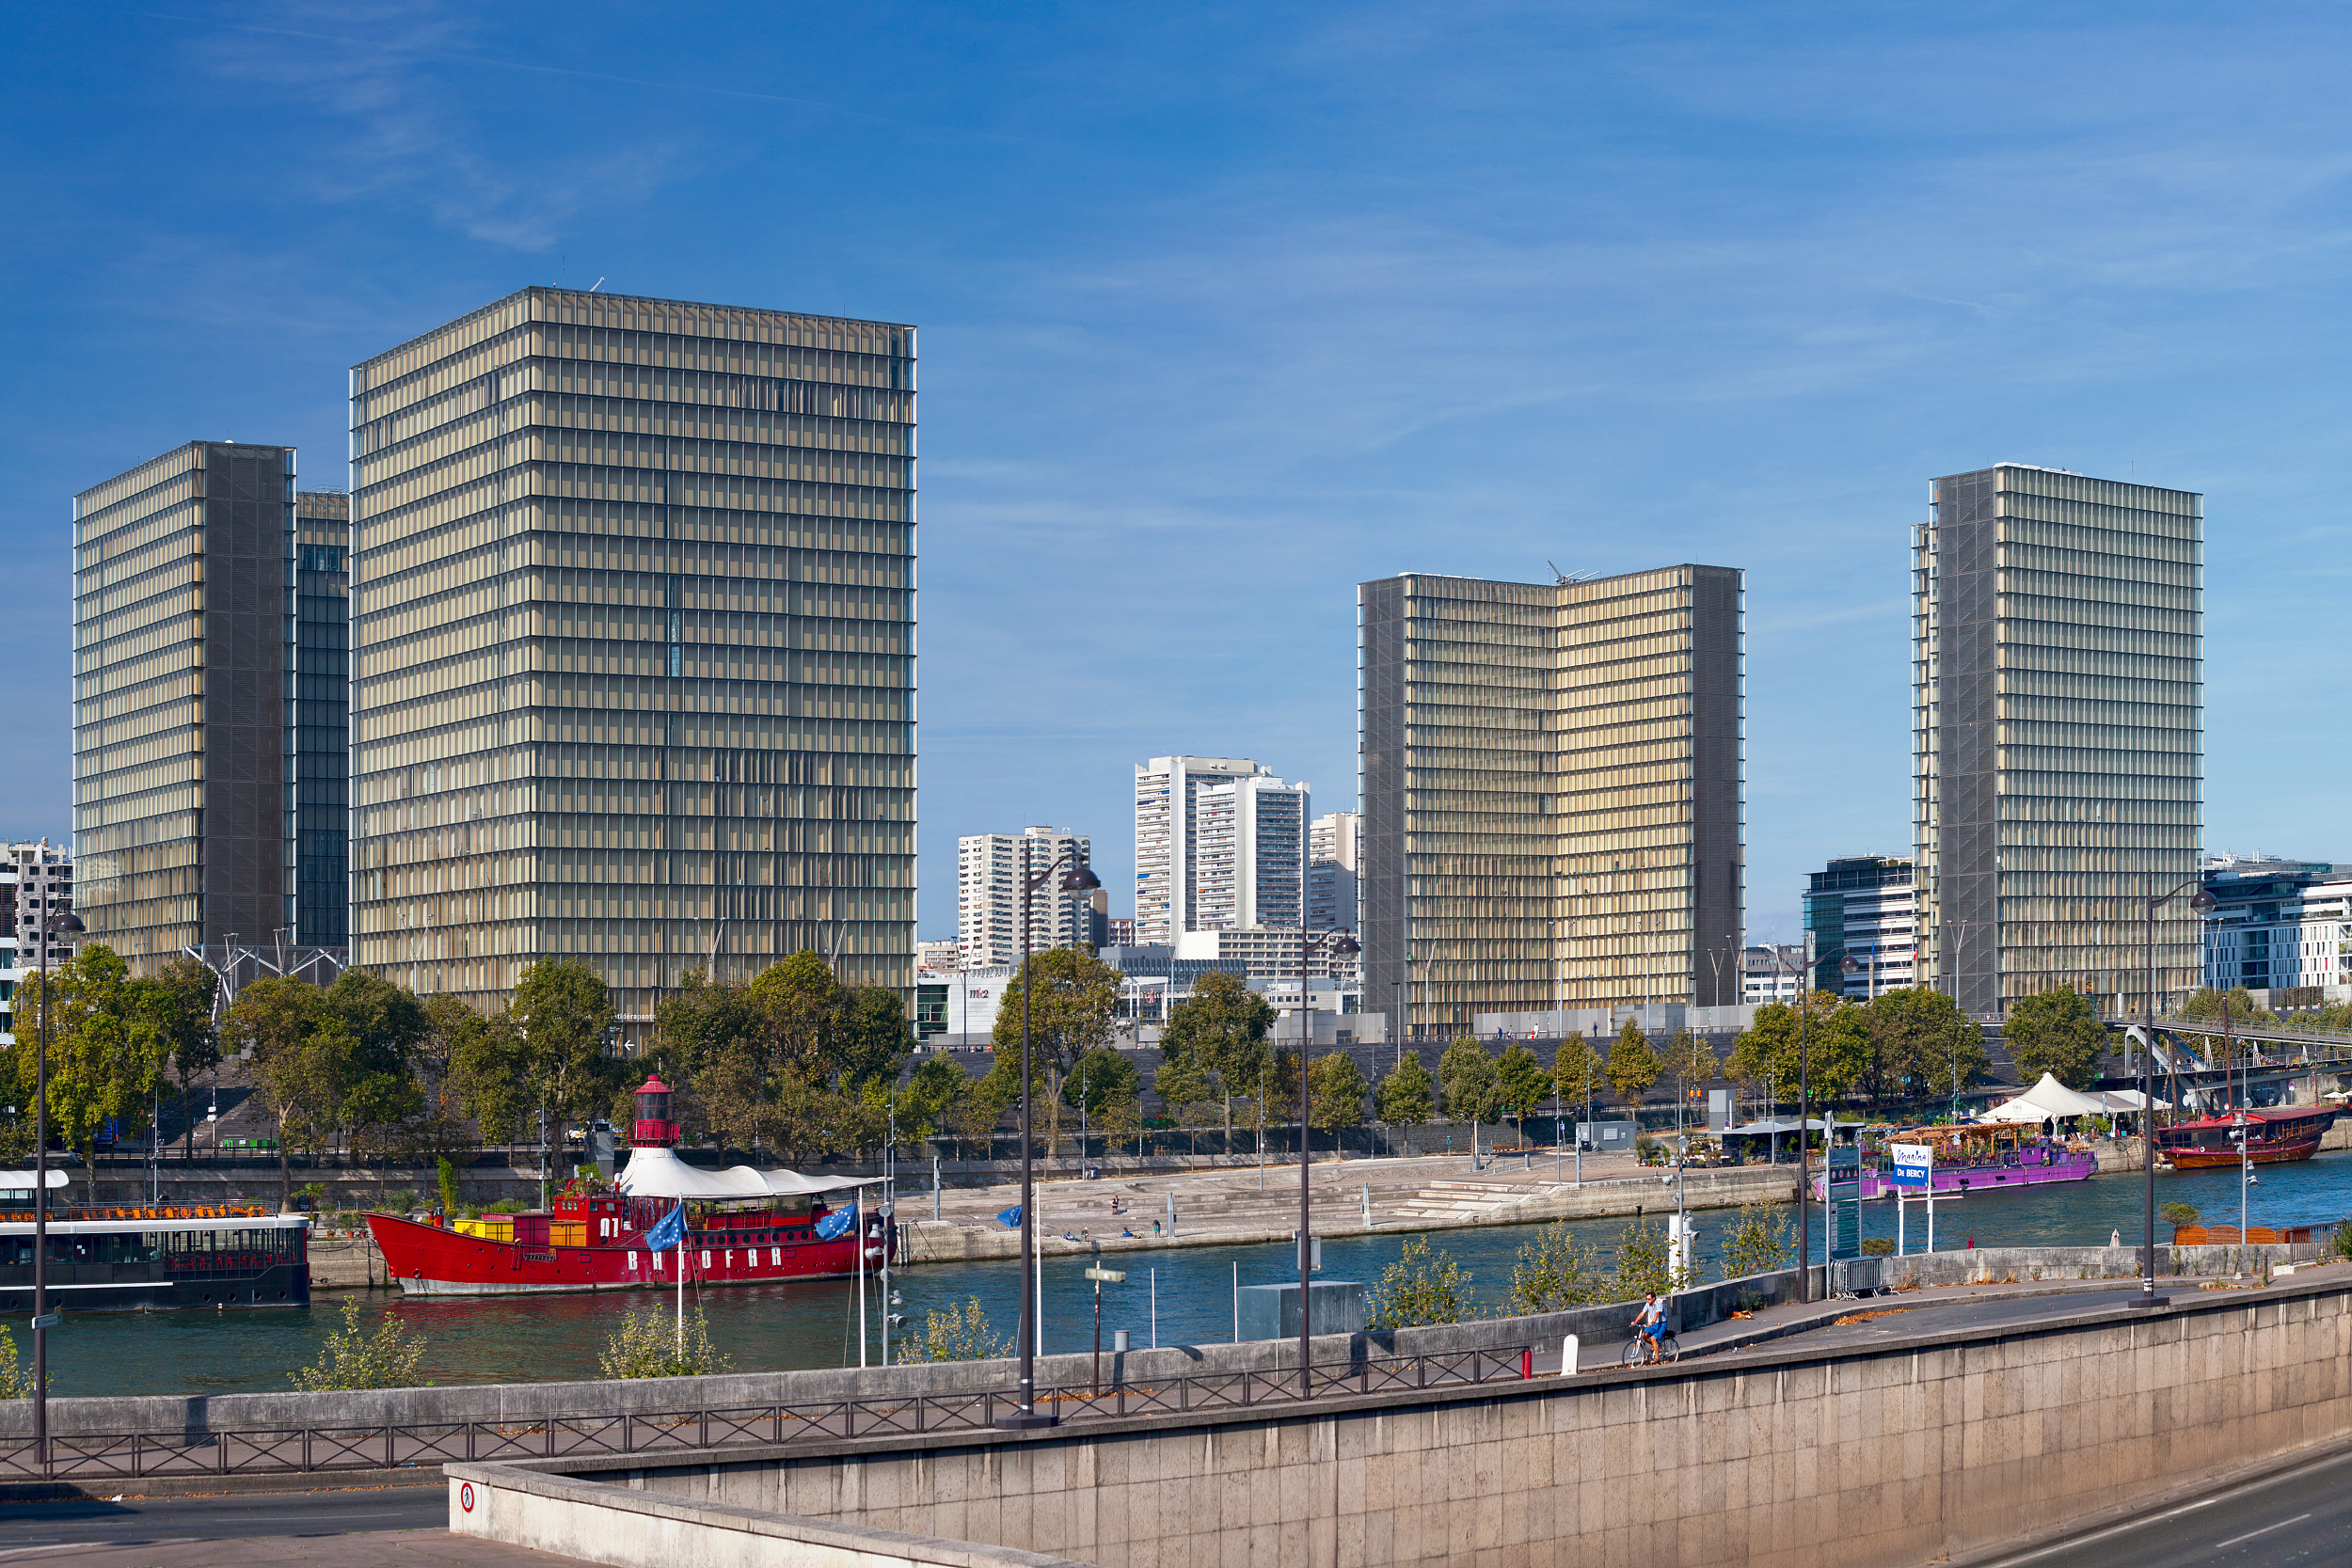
[1978,1447,2352,1565]
[0,1541,198,1560]
[2211,1512,2309,1549]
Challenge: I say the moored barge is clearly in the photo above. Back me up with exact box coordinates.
[0,1188,309,1313]
[2155,1104,2337,1169]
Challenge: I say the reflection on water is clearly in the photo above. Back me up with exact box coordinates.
[44,1150,2352,1399]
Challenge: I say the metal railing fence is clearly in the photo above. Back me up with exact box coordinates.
[0,1345,1534,1483]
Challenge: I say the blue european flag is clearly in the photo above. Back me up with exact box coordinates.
[996,1205,1023,1229]
[644,1202,685,1253]
[815,1204,856,1241]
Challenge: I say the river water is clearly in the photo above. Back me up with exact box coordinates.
[33,1149,2352,1400]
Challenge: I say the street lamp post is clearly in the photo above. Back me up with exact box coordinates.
[1294,929,1359,1400]
[995,839,1100,1430]
[2133,877,2215,1308]
[31,909,86,1479]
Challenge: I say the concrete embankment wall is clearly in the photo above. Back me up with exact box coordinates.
[462,1272,2352,1568]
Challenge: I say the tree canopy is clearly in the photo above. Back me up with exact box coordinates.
[1731,992,1870,1106]
[1438,1040,1502,1123]
[1605,1020,1662,1107]
[1375,1052,1434,1127]
[2005,987,2107,1089]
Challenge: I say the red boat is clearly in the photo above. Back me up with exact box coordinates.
[2154,1104,2338,1170]
[368,1078,890,1296]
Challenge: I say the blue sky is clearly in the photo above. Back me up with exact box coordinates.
[6,2,2347,946]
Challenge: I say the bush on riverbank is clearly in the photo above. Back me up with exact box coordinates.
[903,1296,1012,1362]
[1372,1235,1474,1328]
[597,1306,732,1379]
[292,1298,430,1390]
[0,1323,32,1399]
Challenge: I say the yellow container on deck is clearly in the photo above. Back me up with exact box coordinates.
[456,1216,515,1241]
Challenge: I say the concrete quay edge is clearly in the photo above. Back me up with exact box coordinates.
[0,1465,444,1502]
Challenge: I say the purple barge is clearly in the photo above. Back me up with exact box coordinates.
[1814,1125,2099,1201]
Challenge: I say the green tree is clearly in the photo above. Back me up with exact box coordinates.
[408,992,489,1165]
[745,951,844,1082]
[1507,1221,1608,1314]
[1438,1040,1502,1125]
[512,958,621,1129]
[2005,986,2108,1089]
[1160,969,1274,1139]
[0,1323,32,1399]
[1664,1030,1717,1127]
[1309,1052,1369,1153]
[989,946,1120,1077]
[1376,1052,1436,1130]
[900,1055,969,1142]
[450,1010,532,1151]
[1864,987,1969,1103]
[903,1296,1011,1362]
[1149,1043,1216,1152]
[146,957,220,1162]
[1552,1033,1603,1115]
[1496,1044,1548,1132]
[1732,991,1870,1110]
[291,1298,430,1391]
[222,975,338,1209]
[1720,1204,1795,1280]
[1368,1235,1473,1328]
[1063,1045,1142,1117]
[16,946,167,1202]
[1605,1020,1662,1111]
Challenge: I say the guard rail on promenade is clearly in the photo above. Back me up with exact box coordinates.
[0,1345,1534,1484]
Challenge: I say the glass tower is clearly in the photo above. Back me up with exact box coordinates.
[73,441,304,969]
[1359,564,1743,1036]
[294,491,351,948]
[347,288,916,1028]
[1913,465,2202,1017]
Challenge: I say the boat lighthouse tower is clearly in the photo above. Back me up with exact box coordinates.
[631,1077,679,1149]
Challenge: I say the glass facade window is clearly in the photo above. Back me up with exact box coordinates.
[347,288,917,1027]
[1359,565,1743,1035]
[294,492,351,947]
[73,442,300,971]
[1914,466,2202,1017]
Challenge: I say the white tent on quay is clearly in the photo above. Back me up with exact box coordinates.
[614,1146,882,1201]
[1981,1073,2112,1125]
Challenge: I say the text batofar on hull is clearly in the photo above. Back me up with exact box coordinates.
[365,1078,893,1296]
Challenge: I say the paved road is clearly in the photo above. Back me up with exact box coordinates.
[0,1482,446,1553]
[1969,1440,2352,1567]
[1772,1287,2160,1350]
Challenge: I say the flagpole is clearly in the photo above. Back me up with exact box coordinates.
[857,1196,868,1370]
[675,1200,685,1354]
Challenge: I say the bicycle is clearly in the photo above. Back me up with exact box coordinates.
[1622,1332,1681,1367]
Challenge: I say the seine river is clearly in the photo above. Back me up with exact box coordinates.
[35,1149,2352,1399]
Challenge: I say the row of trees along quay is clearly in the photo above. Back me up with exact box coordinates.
[11,935,2340,1205]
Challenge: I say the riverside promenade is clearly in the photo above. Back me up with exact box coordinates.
[896,1149,1793,1262]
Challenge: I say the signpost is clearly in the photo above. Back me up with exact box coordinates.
[1086,1263,1126,1392]
[1888,1142,1941,1255]
[1826,1146,1863,1281]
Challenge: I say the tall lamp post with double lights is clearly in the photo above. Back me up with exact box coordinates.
[2133,877,2216,1309]
[1292,928,1359,1399]
[31,908,87,1478]
[994,840,1101,1430]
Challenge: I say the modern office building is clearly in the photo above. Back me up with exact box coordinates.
[958,827,1093,967]
[2200,852,2349,1000]
[1740,943,1804,1005]
[1359,564,1744,1036]
[1308,810,1361,932]
[1191,772,1308,932]
[0,840,74,1047]
[1133,754,1271,942]
[73,441,334,971]
[1802,855,1917,999]
[347,288,917,1024]
[1914,466,2202,1017]
[294,491,352,949]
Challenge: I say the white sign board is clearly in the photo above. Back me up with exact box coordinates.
[1889,1143,1934,1190]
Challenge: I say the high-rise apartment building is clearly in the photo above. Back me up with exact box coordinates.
[1803,855,1916,999]
[0,841,74,1047]
[294,492,352,949]
[1914,466,2201,1017]
[1192,773,1308,931]
[1308,810,1360,932]
[1359,564,1743,1035]
[958,827,1092,967]
[1133,755,1269,942]
[73,442,333,970]
[347,288,916,1024]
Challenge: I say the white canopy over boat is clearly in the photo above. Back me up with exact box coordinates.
[0,1170,69,1192]
[614,1146,882,1200]
[1981,1072,2113,1124]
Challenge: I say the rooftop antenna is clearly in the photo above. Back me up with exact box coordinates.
[589,277,606,292]
[1549,561,1601,585]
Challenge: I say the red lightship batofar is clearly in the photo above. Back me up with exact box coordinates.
[367,1077,890,1295]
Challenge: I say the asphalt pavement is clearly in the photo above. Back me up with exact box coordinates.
[0,1482,451,1556]
[1963,1440,2352,1568]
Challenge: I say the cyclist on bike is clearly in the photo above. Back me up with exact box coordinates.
[1631,1292,1669,1364]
